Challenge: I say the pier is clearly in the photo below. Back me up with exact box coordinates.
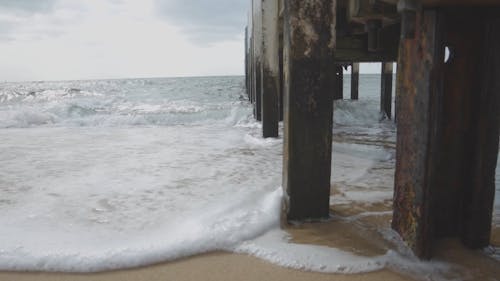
[245,0,500,259]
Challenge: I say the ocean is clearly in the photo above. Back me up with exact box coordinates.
[0,76,498,278]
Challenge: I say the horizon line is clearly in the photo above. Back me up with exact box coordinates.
[1,72,390,84]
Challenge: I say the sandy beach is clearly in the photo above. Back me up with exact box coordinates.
[1,239,498,281]
[1,201,498,281]
[1,186,498,281]
[0,252,412,281]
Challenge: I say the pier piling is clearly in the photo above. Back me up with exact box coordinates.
[351,63,359,100]
[380,62,393,119]
[248,9,255,109]
[334,65,344,100]
[282,0,336,221]
[246,0,499,260]
[252,0,263,121]
[393,8,500,259]
[245,26,249,98]
[261,0,280,138]
[278,3,284,122]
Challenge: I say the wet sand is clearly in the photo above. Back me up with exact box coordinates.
[0,252,412,281]
[289,220,500,281]
[288,199,500,281]
[1,200,498,281]
[2,181,498,281]
[1,235,497,281]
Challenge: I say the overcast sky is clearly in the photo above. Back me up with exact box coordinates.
[0,0,380,82]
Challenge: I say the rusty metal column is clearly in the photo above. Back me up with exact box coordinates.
[380,62,393,119]
[392,9,440,259]
[351,63,359,100]
[283,0,336,221]
[446,11,500,249]
[261,0,280,138]
[393,8,500,259]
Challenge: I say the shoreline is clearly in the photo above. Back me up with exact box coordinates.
[0,199,497,281]
[0,223,497,281]
[0,252,413,281]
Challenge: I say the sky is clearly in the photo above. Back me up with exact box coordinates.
[0,0,380,82]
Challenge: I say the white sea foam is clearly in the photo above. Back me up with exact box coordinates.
[234,229,459,279]
[0,76,497,276]
[234,229,387,273]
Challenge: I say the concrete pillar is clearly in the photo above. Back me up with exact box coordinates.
[283,0,336,221]
[261,0,280,138]
[351,63,359,100]
[252,0,263,121]
[380,62,393,119]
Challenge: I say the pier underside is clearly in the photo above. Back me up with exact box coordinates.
[245,0,500,259]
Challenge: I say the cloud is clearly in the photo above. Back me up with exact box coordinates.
[0,0,57,14]
[154,0,247,44]
[0,0,60,41]
[0,0,246,81]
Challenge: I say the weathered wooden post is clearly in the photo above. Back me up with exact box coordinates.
[283,0,336,221]
[351,63,359,100]
[380,62,393,119]
[393,8,500,259]
[252,0,263,121]
[261,0,280,138]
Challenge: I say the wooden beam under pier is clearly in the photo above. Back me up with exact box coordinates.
[334,23,400,63]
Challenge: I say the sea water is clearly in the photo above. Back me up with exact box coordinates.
[0,76,498,276]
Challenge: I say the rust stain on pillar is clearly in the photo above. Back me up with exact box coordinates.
[437,9,500,249]
[393,7,500,259]
[283,0,336,221]
[392,10,438,259]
